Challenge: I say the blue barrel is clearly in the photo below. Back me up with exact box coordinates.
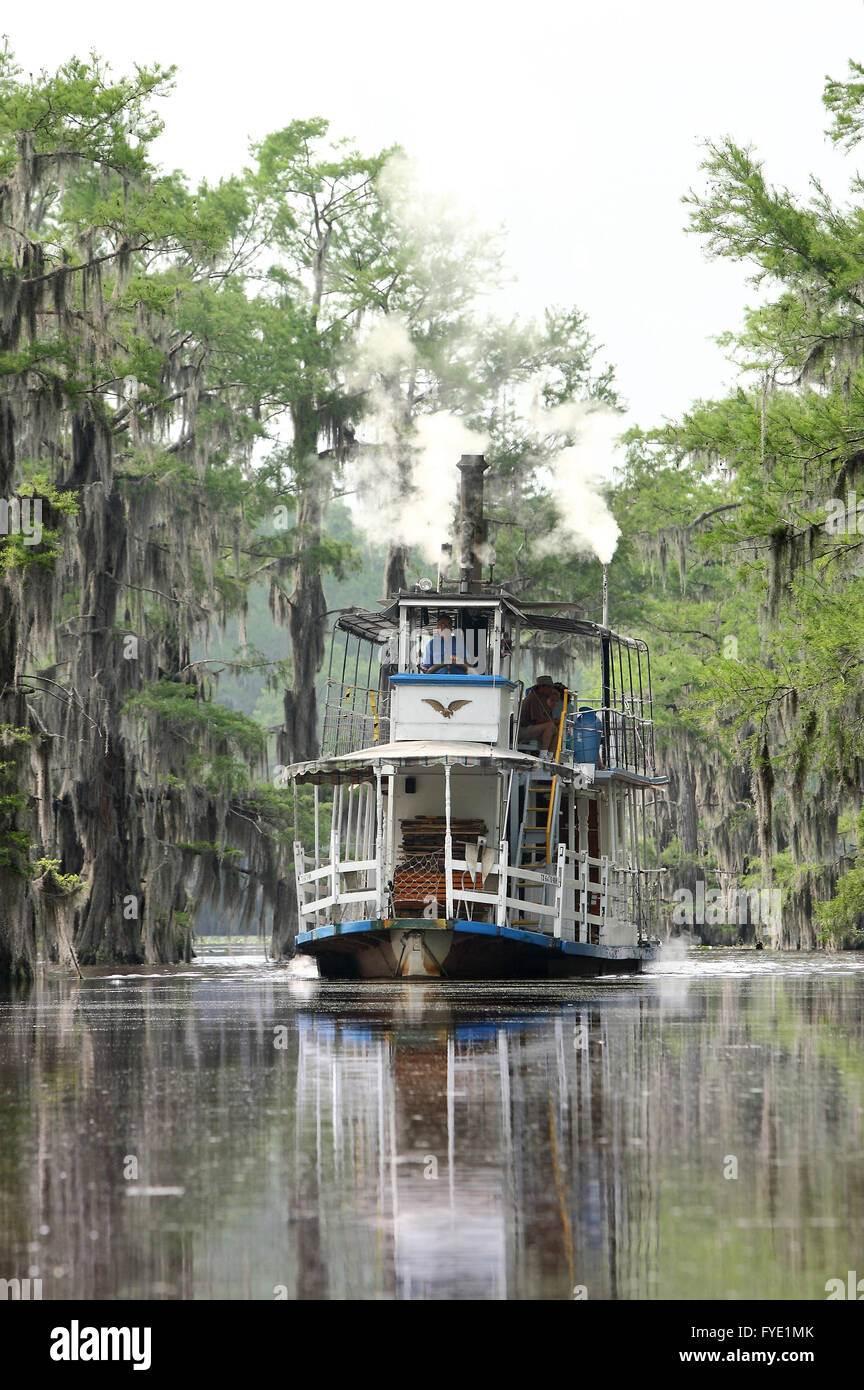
[570,707,603,764]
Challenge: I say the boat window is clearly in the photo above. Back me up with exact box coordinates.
[408,610,487,675]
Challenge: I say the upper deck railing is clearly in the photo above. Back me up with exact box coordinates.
[321,679,390,757]
[318,594,658,778]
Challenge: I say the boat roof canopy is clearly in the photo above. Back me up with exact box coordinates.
[286,740,585,786]
[335,590,647,651]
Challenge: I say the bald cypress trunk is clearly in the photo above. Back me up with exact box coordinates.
[280,434,329,766]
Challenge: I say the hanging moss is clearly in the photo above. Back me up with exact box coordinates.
[0,58,297,980]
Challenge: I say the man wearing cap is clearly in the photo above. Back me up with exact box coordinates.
[518,676,561,756]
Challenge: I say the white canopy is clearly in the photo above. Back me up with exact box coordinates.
[286,740,594,786]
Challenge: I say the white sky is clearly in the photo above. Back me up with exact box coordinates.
[7,0,864,425]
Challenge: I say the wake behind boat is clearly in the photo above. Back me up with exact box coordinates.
[285,456,667,979]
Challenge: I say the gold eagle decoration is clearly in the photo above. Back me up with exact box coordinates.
[422,698,472,719]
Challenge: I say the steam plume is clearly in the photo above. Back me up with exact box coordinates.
[531,400,622,565]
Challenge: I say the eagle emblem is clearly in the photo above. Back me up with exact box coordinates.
[422,698,472,719]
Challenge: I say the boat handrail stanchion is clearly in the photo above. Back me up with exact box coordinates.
[293,840,305,920]
[313,784,321,928]
[444,761,454,919]
[374,766,385,919]
[497,838,509,928]
[554,843,566,938]
[330,783,340,918]
[502,769,514,841]
[510,680,522,749]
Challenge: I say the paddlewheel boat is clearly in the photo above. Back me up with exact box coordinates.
[286,456,666,979]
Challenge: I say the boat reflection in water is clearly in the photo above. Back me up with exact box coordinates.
[293,987,650,1300]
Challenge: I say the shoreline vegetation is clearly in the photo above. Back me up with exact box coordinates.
[2,48,864,981]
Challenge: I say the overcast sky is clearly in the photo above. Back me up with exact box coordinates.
[7,1,864,425]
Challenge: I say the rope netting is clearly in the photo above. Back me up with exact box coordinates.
[393,853,491,917]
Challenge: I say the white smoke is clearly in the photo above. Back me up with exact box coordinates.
[530,399,622,565]
[350,312,415,379]
[349,387,488,562]
[377,149,475,251]
[343,150,620,571]
[347,334,619,569]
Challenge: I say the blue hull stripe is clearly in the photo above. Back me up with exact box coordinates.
[296,918,653,961]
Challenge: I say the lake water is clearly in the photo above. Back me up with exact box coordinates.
[1,948,863,1300]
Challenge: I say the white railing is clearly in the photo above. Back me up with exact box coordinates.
[295,832,640,947]
[294,849,382,920]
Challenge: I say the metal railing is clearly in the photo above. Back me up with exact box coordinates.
[321,681,391,756]
[557,698,656,779]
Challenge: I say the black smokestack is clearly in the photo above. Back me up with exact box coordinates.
[456,454,487,593]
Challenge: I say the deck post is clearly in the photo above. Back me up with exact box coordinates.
[497,838,509,928]
[444,761,454,918]
[345,784,354,863]
[293,841,306,918]
[554,842,566,938]
[363,782,373,862]
[330,782,341,918]
[374,767,385,918]
[386,771,396,905]
[313,785,321,927]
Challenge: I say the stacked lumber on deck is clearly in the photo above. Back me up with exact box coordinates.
[394,816,487,916]
[400,816,486,857]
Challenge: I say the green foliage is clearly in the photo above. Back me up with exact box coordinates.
[175,842,244,863]
[0,47,174,179]
[0,480,79,575]
[124,679,265,752]
[823,60,864,150]
[123,681,266,795]
[816,868,864,945]
[0,727,33,874]
[34,858,85,895]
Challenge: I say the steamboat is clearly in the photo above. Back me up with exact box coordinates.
[286,456,666,979]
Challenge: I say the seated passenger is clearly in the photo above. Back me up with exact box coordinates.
[420,614,476,673]
[546,681,566,722]
[518,675,560,757]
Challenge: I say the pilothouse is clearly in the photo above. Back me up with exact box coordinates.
[286,455,666,978]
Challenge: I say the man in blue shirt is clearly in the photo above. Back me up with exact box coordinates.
[420,614,474,673]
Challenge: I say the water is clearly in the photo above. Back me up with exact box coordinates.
[1,949,863,1301]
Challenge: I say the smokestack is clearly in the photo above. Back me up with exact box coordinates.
[437,540,452,591]
[456,455,487,594]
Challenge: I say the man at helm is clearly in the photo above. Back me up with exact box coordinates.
[420,614,474,673]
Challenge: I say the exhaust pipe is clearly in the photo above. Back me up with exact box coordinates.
[456,455,487,593]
